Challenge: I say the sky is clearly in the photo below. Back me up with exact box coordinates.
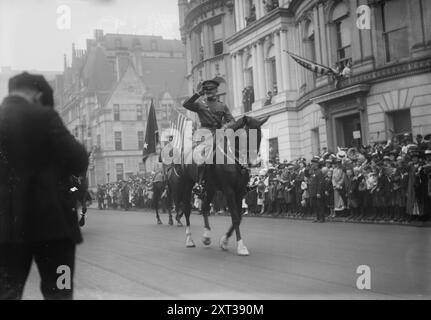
[0,0,181,72]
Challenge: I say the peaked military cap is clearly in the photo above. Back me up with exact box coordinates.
[201,79,220,90]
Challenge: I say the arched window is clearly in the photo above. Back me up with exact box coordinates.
[380,0,409,62]
[331,2,351,67]
[244,54,254,88]
[266,44,277,95]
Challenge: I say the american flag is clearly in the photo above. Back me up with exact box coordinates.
[167,107,192,154]
[285,50,340,76]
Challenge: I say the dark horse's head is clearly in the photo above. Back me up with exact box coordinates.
[231,115,269,167]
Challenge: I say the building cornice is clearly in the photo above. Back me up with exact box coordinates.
[310,84,371,105]
[225,8,294,46]
[236,100,296,120]
[191,53,229,74]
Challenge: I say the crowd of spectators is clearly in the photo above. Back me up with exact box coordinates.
[242,134,431,223]
[93,134,431,224]
[95,174,166,211]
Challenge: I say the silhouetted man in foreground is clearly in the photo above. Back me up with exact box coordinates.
[0,72,89,299]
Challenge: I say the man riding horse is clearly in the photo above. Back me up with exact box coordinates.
[182,78,235,197]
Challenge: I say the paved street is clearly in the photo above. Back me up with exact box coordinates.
[23,208,431,300]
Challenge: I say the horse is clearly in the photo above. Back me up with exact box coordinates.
[174,115,268,256]
[152,166,184,226]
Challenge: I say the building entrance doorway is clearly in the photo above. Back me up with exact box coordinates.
[335,113,361,148]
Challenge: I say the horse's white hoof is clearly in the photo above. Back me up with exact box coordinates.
[237,240,249,256]
[202,237,211,246]
[219,235,229,251]
[186,236,196,248]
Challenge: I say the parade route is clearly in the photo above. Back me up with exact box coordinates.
[22,208,431,300]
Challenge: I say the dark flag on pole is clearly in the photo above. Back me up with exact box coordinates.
[142,99,159,162]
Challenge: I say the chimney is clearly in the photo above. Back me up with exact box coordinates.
[72,43,76,58]
[63,54,67,71]
[94,29,104,44]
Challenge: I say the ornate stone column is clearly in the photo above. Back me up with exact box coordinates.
[274,30,284,93]
[280,29,291,91]
[257,38,266,100]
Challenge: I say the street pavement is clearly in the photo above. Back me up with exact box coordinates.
[22,208,431,299]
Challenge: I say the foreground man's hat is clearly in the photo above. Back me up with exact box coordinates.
[8,72,54,107]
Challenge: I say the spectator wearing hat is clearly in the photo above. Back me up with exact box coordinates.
[256,178,266,215]
[273,178,285,217]
[0,72,88,299]
[406,147,425,220]
[300,175,310,217]
[331,158,345,217]
[323,168,334,218]
[422,149,431,220]
[294,161,306,216]
[416,134,428,151]
[282,164,295,215]
[309,156,324,222]
[391,159,408,222]
[348,166,365,220]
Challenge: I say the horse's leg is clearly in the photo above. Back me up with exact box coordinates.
[154,186,162,224]
[175,200,184,227]
[183,179,195,247]
[221,187,249,255]
[167,195,174,226]
[201,188,214,246]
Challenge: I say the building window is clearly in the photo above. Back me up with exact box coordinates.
[422,0,431,43]
[386,109,412,137]
[136,104,143,120]
[214,41,224,56]
[311,127,320,156]
[115,38,122,48]
[381,0,409,62]
[268,57,277,95]
[268,137,279,164]
[212,20,223,56]
[332,2,351,67]
[97,134,101,147]
[116,163,124,181]
[245,0,256,25]
[113,104,120,121]
[138,131,144,150]
[114,131,122,151]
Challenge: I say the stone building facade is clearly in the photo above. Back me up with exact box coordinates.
[58,30,187,188]
[178,0,237,109]
[213,0,431,163]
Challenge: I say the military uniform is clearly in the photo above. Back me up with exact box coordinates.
[182,79,235,194]
[183,90,235,132]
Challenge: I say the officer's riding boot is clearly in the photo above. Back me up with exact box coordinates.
[196,164,206,199]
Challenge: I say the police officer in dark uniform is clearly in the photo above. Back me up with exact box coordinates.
[309,156,324,222]
[0,72,88,300]
[182,79,235,192]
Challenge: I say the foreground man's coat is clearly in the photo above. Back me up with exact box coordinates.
[0,95,89,244]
